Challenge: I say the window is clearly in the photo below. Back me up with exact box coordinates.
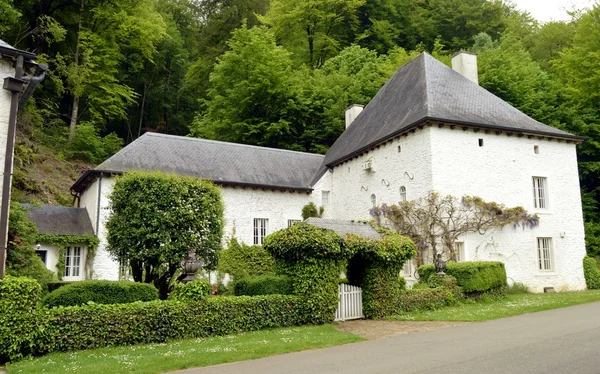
[478,138,484,147]
[534,145,539,154]
[253,218,268,245]
[403,260,413,277]
[371,194,377,208]
[454,242,465,262]
[288,219,301,227]
[322,190,330,205]
[397,145,402,153]
[399,186,407,202]
[64,246,82,278]
[36,250,47,265]
[537,237,554,271]
[532,176,548,209]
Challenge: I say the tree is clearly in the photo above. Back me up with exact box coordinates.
[373,191,539,265]
[106,171,224,299]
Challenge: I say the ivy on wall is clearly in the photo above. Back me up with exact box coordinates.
[37,234,99,280]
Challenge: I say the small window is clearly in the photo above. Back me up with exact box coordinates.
[454,242,465,262]
[371,194,377,208]
[533,176,548,209]
[322,190,330,205]
[348,166,351,173]
[399,186,406,202]
[36,250,47,265]
[64,246,82,278]
[253,218,268,245]
[397,145,402,153]
[403,260,412,277]
[287,219,301,227]
[537,237,554,271]
[534,145,539,154]
[478,138,484,147]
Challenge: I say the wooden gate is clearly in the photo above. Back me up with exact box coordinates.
[335,284,364,321]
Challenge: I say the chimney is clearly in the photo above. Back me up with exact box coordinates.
[451,51,478,85]
[345,104,364,128]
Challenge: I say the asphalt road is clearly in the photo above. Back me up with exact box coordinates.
[173,301,600,374]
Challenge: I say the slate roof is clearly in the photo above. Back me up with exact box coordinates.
[0,39,36,60]
[22,204,94,236]
[72,133,325,192]
[322,53,583,167]
[304,218,382,239]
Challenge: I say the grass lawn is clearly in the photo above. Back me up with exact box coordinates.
[6,325,363,374]
[392,290,600,322]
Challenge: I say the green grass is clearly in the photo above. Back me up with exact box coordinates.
[392,290,600,322]
[6,325,363,374]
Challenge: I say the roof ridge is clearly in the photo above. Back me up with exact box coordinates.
[142,133,325,158]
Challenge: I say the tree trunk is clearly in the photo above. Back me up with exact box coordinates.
[69,0,85,142]
[137,80,148,138]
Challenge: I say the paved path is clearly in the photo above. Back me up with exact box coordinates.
[172,302,600,374]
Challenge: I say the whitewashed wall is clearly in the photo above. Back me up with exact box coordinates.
[0,61,14,225]
[37,243,60,275]
[79,178,99,233]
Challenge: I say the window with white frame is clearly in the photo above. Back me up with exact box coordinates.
[371,194,377,208]
[253,218,268,245]
[322,190,330,205]
[537,237,554,271]
[454,242,465,262]
[403,260,413,277]
[399,186,407,202]
[287,219,301,227]
[64,246,82,278]
[532,176,548,209]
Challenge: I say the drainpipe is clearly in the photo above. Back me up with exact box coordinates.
[0,55,25,278]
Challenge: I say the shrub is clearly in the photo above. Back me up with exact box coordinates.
[47,281,74,293]
[398,287,459,312]
[264,223,348,261]
[583,256,600,289]
[234,275,293,296]
[217,237,275,281]
[43,281,159,308]
[417,261,507,293]
[39,295,309,353]
[0,276,42,362]
[169,280,211,301]
[427,274,459,290]
[301,202,323,220]
[506,282,529,295]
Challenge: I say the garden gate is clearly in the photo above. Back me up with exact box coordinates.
[335,284,364,321]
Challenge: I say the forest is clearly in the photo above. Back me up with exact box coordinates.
[2,0,600,256]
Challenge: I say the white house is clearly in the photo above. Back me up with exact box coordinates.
[33,52,587,292]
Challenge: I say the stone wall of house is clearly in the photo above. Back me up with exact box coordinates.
[429,126,586,292]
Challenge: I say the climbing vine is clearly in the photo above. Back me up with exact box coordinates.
[36,234,99,280]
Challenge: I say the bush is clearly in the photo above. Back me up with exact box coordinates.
[234,275,293,296]
[170,279,211,301]
[39,295,309,353]
[68,123,123,163]
[0,276,42,362]
[301,202,323,220]
[43,281,159,308]
[217,237,275,281]
[417,261,507,293]
[264,223,348,261]
[398,287,459,312]
[47,281,74,293]
[583,256,600,290]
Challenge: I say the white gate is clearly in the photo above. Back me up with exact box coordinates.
[335,284,364,321]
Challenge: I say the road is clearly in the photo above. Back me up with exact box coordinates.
[173,301,600,374]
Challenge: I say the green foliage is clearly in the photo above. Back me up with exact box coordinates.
[506,283,530,295]
[217,237,275,281]
[43,281,159,308]
[6,204,55,291]
[0,276,42,363]
[264,223,347,261]
[427,274,458,290]
[418,261,507,293]
[301,202,323,220]
[36,234,99,281]
[234,275,293,296]
[47,282,74,293]
[67,123,123,163]
[398,287,460,312]
[106,171,224,299]
[169,279,211,301]
[583,256,600,290]
[39,295,309,353]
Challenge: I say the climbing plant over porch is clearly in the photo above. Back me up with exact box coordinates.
[36,234,99,280]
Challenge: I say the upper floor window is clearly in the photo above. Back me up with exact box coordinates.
[253,218,268,245]
[532,176,548,209]
[322,190,330,205]
[399,186,406,202]
[64,246,82,278]
[371,194,377,208]
[537,237,554,272]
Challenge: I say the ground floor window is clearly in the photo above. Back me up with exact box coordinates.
[254,218,268,245]
[537,237,554,271]
[35,250,47,265]
[64,246,82,278]
[288,219,301,227]
[454,242,465,262]
[403,260,413,277]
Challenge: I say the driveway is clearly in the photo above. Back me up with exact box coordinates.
[172,301,600,374]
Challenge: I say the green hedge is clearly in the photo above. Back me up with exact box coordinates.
[583,256,600,290]
[217,238,275,281]
[43,280,159,308]
[169,279,211,301]
[234,275,293,296]
[398,287,459,312]
[39,295,308,353]
[47,281,74,293]
[417,261,507,292]
[0,276,42,362]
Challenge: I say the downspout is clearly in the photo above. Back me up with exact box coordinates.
[19,64,47,108]
[0,56,25,278]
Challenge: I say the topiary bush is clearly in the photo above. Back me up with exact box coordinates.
[418,261,507,293]
[217,237,275,281]
[234,275,293,296]
[398,287,459,312]
[169,279,211,301]
[0,276,42,363]
[583,256,600,289]
[43,280,159,308]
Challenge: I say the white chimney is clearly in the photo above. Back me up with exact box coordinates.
[451,51,478,85]
[345,104,364,128]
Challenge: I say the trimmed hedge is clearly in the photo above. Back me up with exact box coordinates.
[217,238,275,281]
[43,280,159,308]
[398,287,459,312]
[234,275,293,296]
[417,261,507,292]
[0,276,42,362]
[583,256,600,290]
[39,295,308,353]
[47,281,74,293]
